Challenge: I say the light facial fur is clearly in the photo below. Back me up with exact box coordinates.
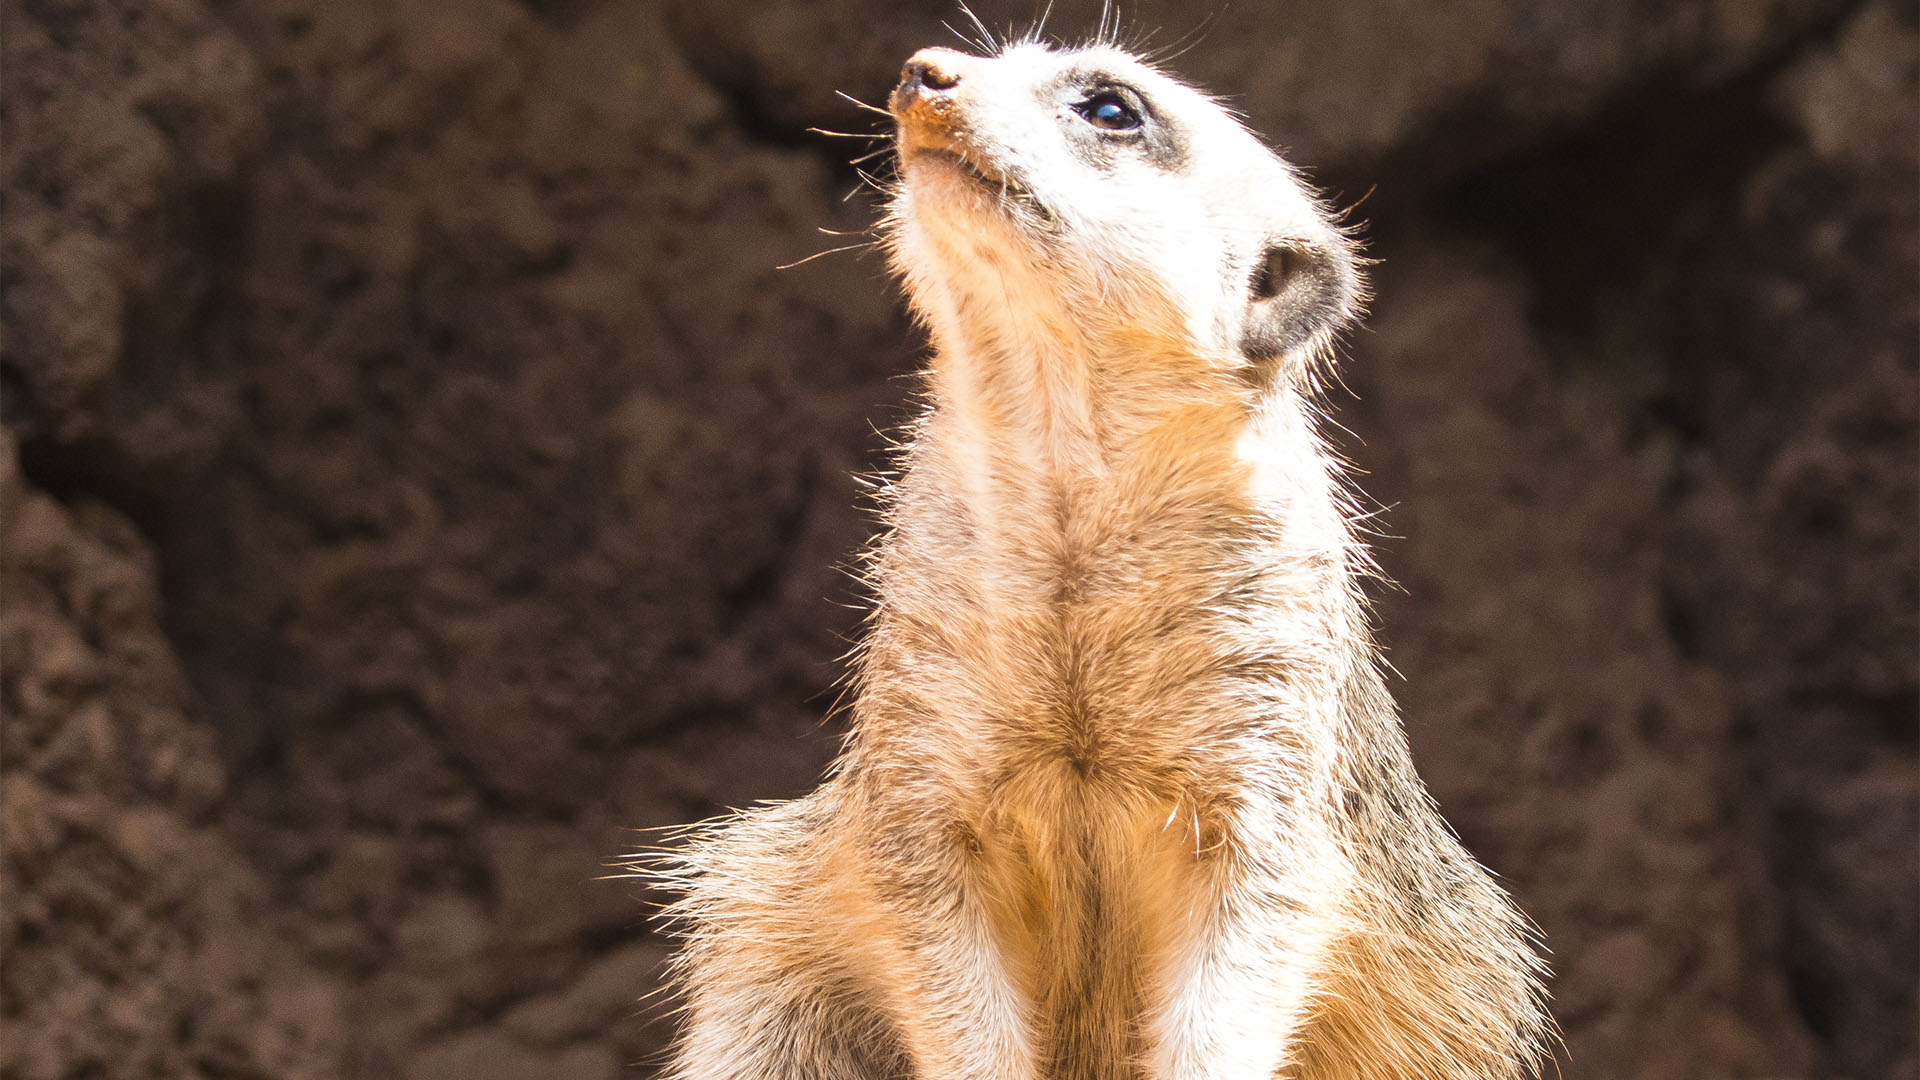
[647,37,1551,1080]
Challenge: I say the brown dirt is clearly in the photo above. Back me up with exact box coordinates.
[3,1,1914,1077]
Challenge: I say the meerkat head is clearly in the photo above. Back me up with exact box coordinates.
[886,42,1361,384]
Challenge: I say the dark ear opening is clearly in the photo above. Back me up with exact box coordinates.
[1239,240,1356,361]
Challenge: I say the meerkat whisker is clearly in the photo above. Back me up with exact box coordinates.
[954,1,999,54]
[834,90,893,118]
[847,145,895,167]
[776,242,880,270]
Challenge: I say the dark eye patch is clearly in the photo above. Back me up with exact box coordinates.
[1051,65,1185,171]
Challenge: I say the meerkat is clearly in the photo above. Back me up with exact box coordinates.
[648,37,1552,1080]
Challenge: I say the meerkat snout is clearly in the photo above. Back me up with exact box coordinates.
[891,48,968,129]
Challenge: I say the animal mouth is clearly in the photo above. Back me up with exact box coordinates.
[906,145,1039,206]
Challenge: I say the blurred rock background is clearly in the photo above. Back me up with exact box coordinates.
[1,0,1913,1077]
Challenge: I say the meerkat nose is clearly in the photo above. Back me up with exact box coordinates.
[891,48,967,118]
[901,49,963,92]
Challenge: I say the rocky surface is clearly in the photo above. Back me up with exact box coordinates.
[2,0,1913,1077]
[0,431,349,1080]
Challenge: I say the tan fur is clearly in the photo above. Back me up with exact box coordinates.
[646,37,1551,1080]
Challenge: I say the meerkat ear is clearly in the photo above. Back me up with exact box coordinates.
[1239,240,1358,363]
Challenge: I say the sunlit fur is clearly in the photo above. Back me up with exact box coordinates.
[647,37,1551,1080]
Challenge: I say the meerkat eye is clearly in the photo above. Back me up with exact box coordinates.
[1075,92,1142,131]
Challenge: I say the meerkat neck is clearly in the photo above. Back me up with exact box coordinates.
[923,322,1251,484]
[860,338,1363,723]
